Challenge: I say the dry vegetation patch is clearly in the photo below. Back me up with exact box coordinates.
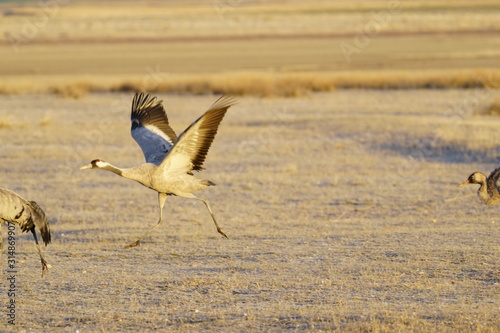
[1,91,499,331]
[475,98,500,116]
[0,0,499,330]
[0,0,499,97]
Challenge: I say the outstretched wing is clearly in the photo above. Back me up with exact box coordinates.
[130,92,177,165]
[159,96,236,175]
[487,167,500,197]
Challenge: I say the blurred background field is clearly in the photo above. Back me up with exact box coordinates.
[0,0,499,96]
[0,0,499,331]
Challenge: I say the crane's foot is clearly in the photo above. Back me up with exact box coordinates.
[40,259,48,277]
[125,240,141,249]
[217,228,228,239]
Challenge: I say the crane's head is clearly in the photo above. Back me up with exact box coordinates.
[80,159,108,170]
[458,172,486,187]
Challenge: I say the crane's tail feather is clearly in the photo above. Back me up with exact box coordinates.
[29,201,52,245]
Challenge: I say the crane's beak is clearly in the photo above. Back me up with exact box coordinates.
[457,180,470,188]
[80,164,92,170]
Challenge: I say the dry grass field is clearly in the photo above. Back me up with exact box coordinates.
[0,0,499,96]
[1,90,499,332]
[0,0,499,332]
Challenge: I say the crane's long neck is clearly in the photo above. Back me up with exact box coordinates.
[477,181,491,204]
[100,163,124,176]
[99,163,153,188]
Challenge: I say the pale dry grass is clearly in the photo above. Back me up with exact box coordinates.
[0,0,499,330]
[0,0,499,97]
[1,0,499,42]
[0,91,499,331]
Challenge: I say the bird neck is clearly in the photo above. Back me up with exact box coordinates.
[101,163,124,176]
[102,163,154,188]
[477,181,491,204]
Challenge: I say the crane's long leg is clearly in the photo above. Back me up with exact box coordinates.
[195,197,228,238]
[126,193,167,248]
[30,228,48,277]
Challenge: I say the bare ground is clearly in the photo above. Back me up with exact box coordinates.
[0,90,499,331]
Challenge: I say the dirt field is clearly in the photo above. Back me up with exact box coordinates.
[1,0,499,331]
[0,90,499,331]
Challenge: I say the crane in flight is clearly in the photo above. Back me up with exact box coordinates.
[81,93,236,248]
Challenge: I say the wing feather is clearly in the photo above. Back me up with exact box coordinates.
[159,96,236,174]
[487,167,500,197]
[131,93,177,165]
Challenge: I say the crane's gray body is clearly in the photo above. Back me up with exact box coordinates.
[0,187,51,276]
[0,187,50,244]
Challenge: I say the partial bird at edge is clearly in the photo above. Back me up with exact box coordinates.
[0,187,51,277]
[458,167,500,205]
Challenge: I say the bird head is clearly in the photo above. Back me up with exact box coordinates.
[80,159,108,170]
[458,172,485,187]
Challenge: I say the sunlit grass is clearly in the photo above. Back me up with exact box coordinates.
[1,69,499,98]
[1,0,500,330]
[0,0,499,98]
[1,91,499,331]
